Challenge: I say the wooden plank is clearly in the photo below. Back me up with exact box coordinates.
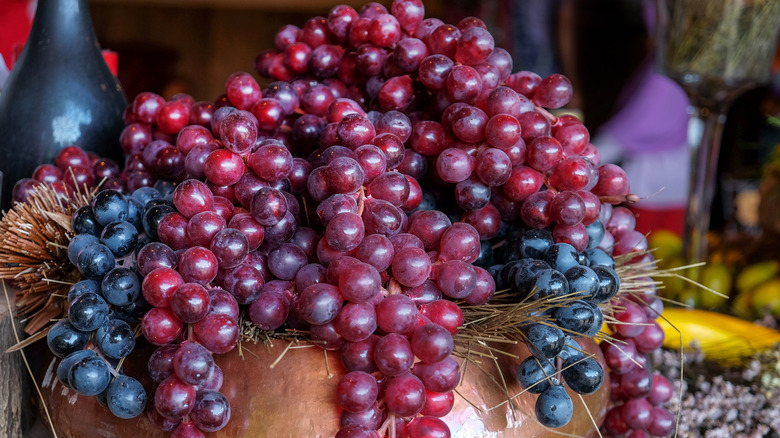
[0,291,24,438]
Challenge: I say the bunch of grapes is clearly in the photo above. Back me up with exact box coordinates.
[487,229,617,428]
[12,145,124,204]
[598,213,675,438]
[27,0,681,436]
[47,188,149,420]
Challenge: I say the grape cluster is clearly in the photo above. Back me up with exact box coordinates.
[598,215,674,437]
[132,183,238,437]
[30,0,675,435]
[47,188,150,420]
[487,228,618,428]
[12,145,124,204]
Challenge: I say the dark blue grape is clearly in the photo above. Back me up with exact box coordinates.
[101,267,140,306]
[591,266,620,303]
[474,240,494,268]
[154,179,178,201]
[558,336,584,362]
[511,259,550,293]
[126,197,144,232]
[91,190,129,226]
[585,220,605,250]
[131,186,161,206]
[96,319,136,359]
[517,229,553,259]
[72,206,102,236]
[515,355,556,394]
[564,265,599,298]
[57,349,97,386]
[67,234,99,266]
[535,384,573,428]
[68,292,110,332]
[562,356,604,395]
[586,248,615,270]
[497,261,519,291]
[106,375,148,419]
[553,300,595,335]
[111,296,152,324]
[76,242,116,280]
[142,204,174,241]
[525,323,565,359]
[100,221,139,257]
[67,279,101,303]
[47,320,90,358]
[144,198,174,210]
[527,269,568,300]
[584,301,604,337]
[68,355,111,396]
[543,243,580,273]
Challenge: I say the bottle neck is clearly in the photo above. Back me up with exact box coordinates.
[27,0,99,52]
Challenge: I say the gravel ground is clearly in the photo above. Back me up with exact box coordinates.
[650,345,780,438]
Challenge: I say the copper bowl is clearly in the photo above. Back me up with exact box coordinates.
[37,338,609,437]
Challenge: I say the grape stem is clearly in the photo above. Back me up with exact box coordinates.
[388,279,402,295]
[356,187,366,216]
[377,412,396,438]
[534,105,559,126]
[598,193,640,204]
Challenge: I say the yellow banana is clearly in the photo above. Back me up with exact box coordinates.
[658,308,780,364]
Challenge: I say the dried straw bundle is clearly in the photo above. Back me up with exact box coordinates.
[0,184,91,334]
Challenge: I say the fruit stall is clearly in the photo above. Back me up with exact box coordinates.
[1,0,780,437]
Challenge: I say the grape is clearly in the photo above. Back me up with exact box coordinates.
[76,242,116,280]
[106,375,148,419]
[535,385,573,428]
[384,373,426,417]
[91,190,129,226]
[376,294,418,334]
[173,341,215,386]
[525,324,565,359]
[391,247,432,287]
[57,349,97,386]
[412,356,460,393]
[47,320,90,358]
[101,267,141,306]
[142,307,184,346]
[100,221,139,257]
[96,319,136,359]
[335,302,377,342]
[420,390,455,418]
[69,293,110,332]
[336,371,379,413]
[190,390,231,432]
[193,314,239,354]
[374,333,414,376]
[563,357,604,395]
[411,323,453,364]
[68,355,111,396]
[516,356,556,394]
[434,260,476,299]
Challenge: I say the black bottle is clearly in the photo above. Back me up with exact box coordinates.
[0,0,126,210]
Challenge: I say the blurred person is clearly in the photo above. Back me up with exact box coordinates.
[563,0,691,236]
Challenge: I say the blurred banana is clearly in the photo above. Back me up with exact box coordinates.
[658,308,780,364]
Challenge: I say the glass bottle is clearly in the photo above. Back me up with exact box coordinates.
[0,0,127,210]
